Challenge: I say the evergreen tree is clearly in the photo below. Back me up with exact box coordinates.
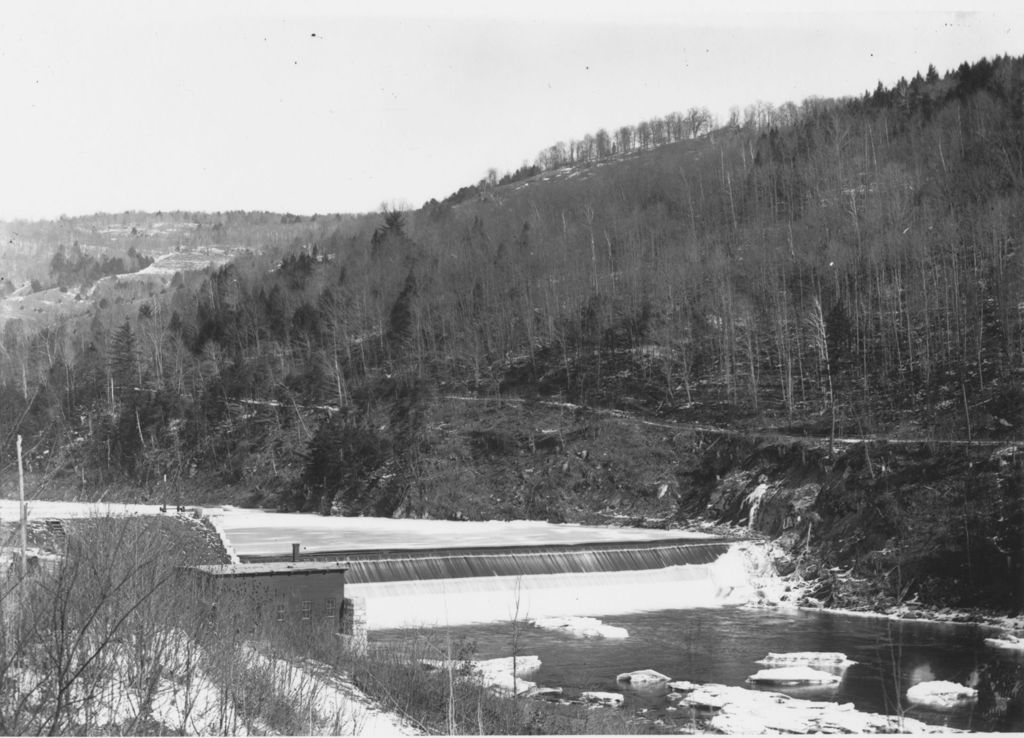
[386,270,416,351]
[110,319,138,396]
[301,413,386,514]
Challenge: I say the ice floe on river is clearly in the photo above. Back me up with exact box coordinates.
[581,691,624,707]
[421,655,541,696]
[532,615,628,639]
[746,666,842,686]
[756,651,855,668]
[905,680,979,711]
[616,668,671,687]
[684,683,954,733]
[984,633,1024,652]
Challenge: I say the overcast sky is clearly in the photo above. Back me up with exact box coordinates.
[1,1,1021,220]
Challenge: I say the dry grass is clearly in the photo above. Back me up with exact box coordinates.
[2,512,657,735]
[0,514,363,735]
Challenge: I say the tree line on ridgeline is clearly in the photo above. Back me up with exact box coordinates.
[2,54,1023,515]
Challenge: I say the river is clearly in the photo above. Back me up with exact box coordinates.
[200,509,1022,730]
[373,606,1024,732]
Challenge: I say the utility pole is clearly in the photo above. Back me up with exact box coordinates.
[17,434,27,577]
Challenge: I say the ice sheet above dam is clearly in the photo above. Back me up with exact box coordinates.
[210,510,717,557]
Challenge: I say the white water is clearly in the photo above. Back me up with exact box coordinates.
[350,546,756,629]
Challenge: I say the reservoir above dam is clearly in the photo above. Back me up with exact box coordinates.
[212,509,721,557]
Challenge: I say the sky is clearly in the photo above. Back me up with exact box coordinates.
[0,1,1021,221]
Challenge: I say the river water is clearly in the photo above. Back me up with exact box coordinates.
[373,606,1024,732]
[200,510,1023,730]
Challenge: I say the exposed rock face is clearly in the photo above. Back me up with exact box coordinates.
[771,548,797,576]
[689,435,1024,614]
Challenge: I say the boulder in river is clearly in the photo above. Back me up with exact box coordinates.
[771,548,797,576]
[906,681,979,711]
[746,666,842,686]
[616,668,671,687]
[532,616,628,639]
[581,691,624,707]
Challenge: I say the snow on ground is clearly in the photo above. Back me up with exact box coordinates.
[1,607,417,735]
[6,499,724,555]
[4,502,717,562]
[3,628,262,735]
[799,603,1024,631]
[532,615,628,639]
[243,648,420,735]
[0,499,165,520]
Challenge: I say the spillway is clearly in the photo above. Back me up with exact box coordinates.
[243,538,731,582]
[239,535,751,629]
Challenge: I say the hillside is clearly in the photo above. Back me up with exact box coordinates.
[1,55,1022,613]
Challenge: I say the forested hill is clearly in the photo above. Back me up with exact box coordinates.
[3,54,1024,520]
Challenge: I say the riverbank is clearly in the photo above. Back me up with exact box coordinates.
[729,536,1024,639]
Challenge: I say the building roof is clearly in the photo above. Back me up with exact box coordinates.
[186,561,348,577]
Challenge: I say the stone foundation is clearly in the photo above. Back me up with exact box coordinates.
[339,596,367,649]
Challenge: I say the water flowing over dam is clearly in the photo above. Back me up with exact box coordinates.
[217,512,750,628]
[242,539,732,582]
[347,557,751,629]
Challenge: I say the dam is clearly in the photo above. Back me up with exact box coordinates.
[213,511,750,628]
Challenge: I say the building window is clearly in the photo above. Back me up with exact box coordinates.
[276,604,285,622]
[325,598,336,618]
[301,600,312,620]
